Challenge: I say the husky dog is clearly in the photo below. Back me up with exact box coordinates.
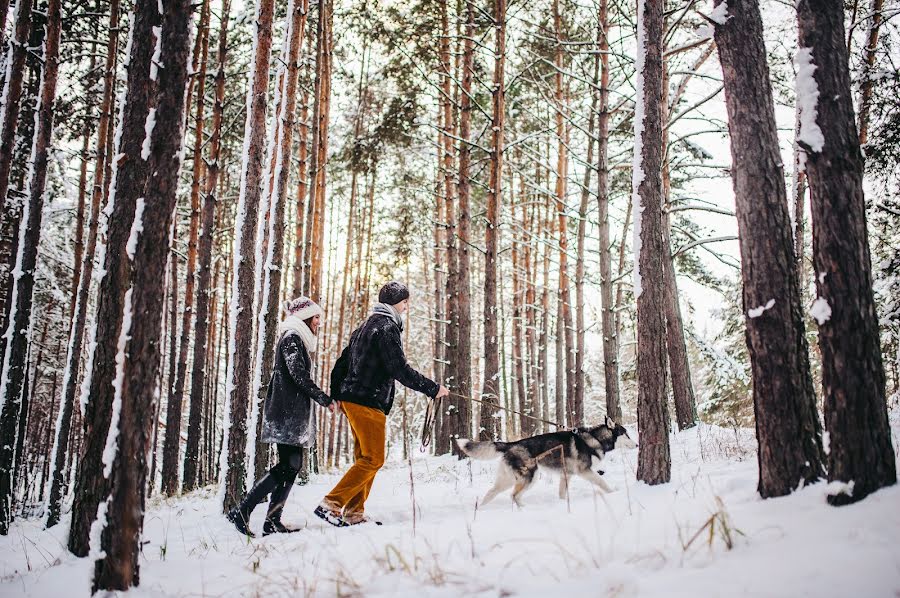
[456,417,637,506]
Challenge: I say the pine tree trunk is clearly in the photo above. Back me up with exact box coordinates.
[68,1,161,555]
[552,0,576,427]
[712,0,824,497]
[796,0,896,505]
[161,0,211,497]
[93,0,191,586]
[46,0,120,527]
[660,65,698,431]
[183,0,230,493]
[0,0,61,535]
[511,182,528,437]
[479,0,505,442]
[452,0,474,453]
[633,0,671,485]
[0,0,33,216]
[596,0,620,422]
[250,0,307,482]
[292,83,310,298]
[220,0,275,513]
[306,0,333,301]
[856,0,883,146]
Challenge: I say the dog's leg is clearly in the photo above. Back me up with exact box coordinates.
[481,466,515,506]
[511,481,530,508]
[558,473,569,500]
[578,468,614,493]
[511,470,536,507]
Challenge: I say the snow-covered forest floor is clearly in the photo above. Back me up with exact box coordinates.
[3,416,900,597]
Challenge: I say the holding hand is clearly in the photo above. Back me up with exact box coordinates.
[328,400,341,414]
[435,385,450,400]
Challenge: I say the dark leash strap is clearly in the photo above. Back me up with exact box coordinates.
[419,395,441,452]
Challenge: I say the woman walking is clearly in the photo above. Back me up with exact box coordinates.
[227,297,336,537]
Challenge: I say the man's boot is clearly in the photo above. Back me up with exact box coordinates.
[263,481,301,536]
[227,473,279,538]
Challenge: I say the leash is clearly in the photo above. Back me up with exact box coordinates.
[419,395,440,451]
[419,391,567,452]
[448,391,563,429]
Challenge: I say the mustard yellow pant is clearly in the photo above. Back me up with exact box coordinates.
[322,402,385,519]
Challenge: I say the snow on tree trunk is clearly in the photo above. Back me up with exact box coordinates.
[451,1,475,454]
[92,0,192,587]
[479,0,505,442]
[45,0,120,529]
[712,0,825,497]
[0,0,62,535]
[0,0,33,220]
[218,0,275,513]
[633,0,671,486]
[161,0,211,497]
[795,0,897,505]
[183,0,230,494]
[68,1,159,557]
[249,0,307,482]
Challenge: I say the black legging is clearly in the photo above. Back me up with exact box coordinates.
[269,444,303,484]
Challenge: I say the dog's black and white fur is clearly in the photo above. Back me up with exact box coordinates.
[456,417,637,506]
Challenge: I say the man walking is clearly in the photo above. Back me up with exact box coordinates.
[315,281,449,526]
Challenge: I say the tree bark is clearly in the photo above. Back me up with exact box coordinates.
[161,0,211,497]
[596,0,620,422]
[451,1,474,453]
[796,0,896,505]
[0,0,33,215]
[183,0,230,493]
[633,0,671,485]
[250,0,307,482]
[713,0,824,497]
[68,0,160,555]
[93,0,191,586]
[0,0,61,535]
[479,0,505,442]
[220,0,275,513]
[46,0,119,528]
[856,0,883,146]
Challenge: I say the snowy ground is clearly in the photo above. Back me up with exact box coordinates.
[3,419,900,597]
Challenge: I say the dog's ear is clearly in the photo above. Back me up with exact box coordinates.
[605,414,613,428]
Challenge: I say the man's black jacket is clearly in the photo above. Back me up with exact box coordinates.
[331,313,438,414]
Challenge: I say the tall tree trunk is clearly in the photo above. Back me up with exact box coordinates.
[46,0,120,527]
[93,0,191,586]
[452,0,474,453]
[183,0,230,493]
[795,0,896,505]
[0,0,33,215]
[219,0,275,513]
[161,0,211,497]
[633,0,671,485]
[0,0,61,535]
[479,0,505,441]
[575,21,600,428]
[553,0,576,426]
[712,0,824,497]
[68,0,159,555]
[856,0,883,146]
[661,61,698,431]
[250,0,307,482]
[292,81,309,298]
[596,0,620,422]
[305,0,333,301]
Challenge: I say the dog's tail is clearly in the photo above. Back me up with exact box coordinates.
[455,438,508,460]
